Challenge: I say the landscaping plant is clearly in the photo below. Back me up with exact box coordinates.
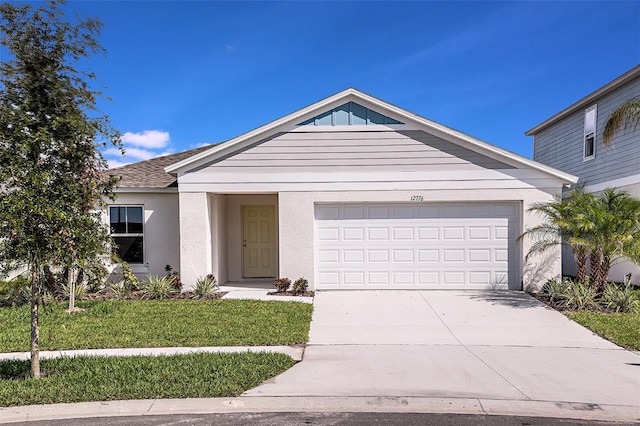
[142,275,177,300]
[193,274,219,299]
[164,265,182,292]
[0,276,31,307]
[105,280,130,300]
[274,277,291,293]
[602,281,639,313]
[292,277,309,294]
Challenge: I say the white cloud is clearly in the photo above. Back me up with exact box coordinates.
[104,129,176,168]
[122,147,157,161]
[121,130,170,149]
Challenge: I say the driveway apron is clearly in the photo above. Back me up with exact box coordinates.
[245,291,640,407]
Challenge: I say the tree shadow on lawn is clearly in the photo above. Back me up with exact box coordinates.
[0,360,30,381]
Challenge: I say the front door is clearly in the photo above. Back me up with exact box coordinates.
[242,205,277,278]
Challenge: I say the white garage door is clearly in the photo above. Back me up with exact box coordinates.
[315,203,520,290]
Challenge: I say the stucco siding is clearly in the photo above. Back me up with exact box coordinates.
[533,77,640,187]
[198,130,515,174]
[111,192,180,279]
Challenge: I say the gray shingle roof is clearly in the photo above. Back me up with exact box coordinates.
[108,145,214,188]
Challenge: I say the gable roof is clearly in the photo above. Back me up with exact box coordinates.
[165,88,577,184]
[526,65,640,136]
[109,144,213,189]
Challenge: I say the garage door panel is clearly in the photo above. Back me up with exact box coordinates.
[315,203,519,289]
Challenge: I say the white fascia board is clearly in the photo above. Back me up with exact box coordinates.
[165,88,578,184]
[114,187,178,193]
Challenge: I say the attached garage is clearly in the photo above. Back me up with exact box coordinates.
[160,88,578,290]
[315,202,520,290]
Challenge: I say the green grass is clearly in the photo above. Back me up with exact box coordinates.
[568,311,640,350]
[0,299,313,352]
[0,352,295,407]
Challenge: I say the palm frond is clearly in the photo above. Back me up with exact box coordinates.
[602,99,640,146]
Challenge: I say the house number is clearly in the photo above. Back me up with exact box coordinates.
[410,195,423,201]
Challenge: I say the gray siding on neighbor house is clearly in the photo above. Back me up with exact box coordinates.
[533,77,640,187]
[201,130,515,173]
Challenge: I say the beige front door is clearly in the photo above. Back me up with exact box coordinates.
[242,205,277,278]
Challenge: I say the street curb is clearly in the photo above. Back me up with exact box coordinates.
[0,345,305,362]
[1,396,638,424]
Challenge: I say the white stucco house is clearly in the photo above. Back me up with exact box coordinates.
[109,89,577,291]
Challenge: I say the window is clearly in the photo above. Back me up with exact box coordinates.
[110,206,144,264]
[584,105,597,160]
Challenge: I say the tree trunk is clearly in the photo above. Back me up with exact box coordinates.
[588,252,600,289]
[600,257,611,292]
[589,248,608,291]
[68,266,75,311]
[575,252,587,284]
[30,264,40,379]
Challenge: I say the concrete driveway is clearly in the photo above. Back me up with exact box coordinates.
[245,291,640,408]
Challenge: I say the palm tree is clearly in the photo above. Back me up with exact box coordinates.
[584,188,640,290]
[602,99,640,146]
[520,189,595,284]
[521,188,640,290]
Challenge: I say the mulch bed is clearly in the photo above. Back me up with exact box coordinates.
[83,291,228,301]
[267,291,315,297]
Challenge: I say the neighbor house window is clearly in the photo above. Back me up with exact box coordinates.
[110,206,144,264]
[584,105,597,160]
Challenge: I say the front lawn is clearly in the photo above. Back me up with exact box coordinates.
[0,352,294,407]
[567,311,640,351]
[0,299,313,352]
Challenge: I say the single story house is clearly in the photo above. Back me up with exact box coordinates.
[109,89,577,291]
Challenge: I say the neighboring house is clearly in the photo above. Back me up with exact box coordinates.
[527,65,640,285]
[110,88,576,291]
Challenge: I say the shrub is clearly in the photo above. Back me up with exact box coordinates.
[273,277,291,293]
[602,282,639,313]
[541,278,571,306]
[292,277,308,294]
[164,265,182,292]
[0,276,30,307]
[121,261,140,291]
[562,279,598,311]
[142,275,177,300]
[61,280,89,301]
[193,274,219,299]
[106,280,130,300]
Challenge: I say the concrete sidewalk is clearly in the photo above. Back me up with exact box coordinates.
[0,345,304,362]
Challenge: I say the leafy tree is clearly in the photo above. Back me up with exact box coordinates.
[0,0,120,378]
[602,99,640,146]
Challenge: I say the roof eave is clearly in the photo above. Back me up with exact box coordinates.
[166,88,578,184]
[526,64,640,136]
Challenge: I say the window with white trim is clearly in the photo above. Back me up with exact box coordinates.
[584,105,597,160]
[109,206,144,264]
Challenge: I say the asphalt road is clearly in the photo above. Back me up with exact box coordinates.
[6,413,635,426]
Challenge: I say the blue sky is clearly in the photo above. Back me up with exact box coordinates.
[14,1,640,167]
